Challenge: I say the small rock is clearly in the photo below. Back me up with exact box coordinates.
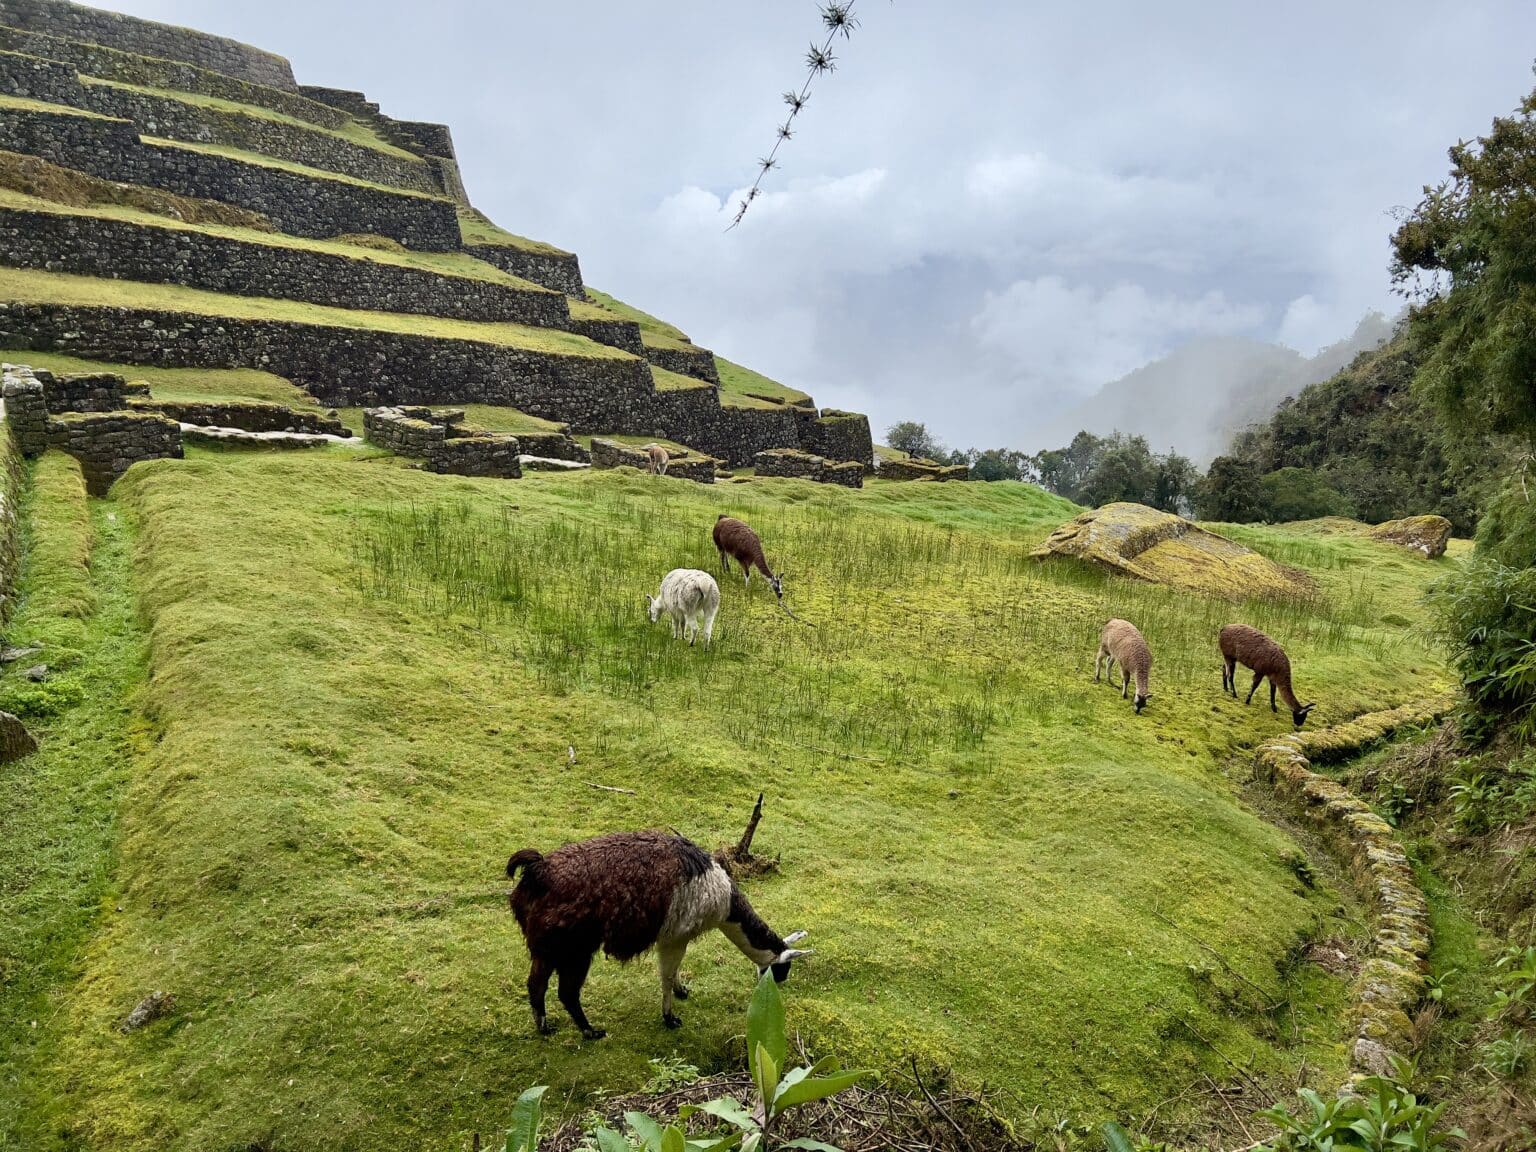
[0,711,37,762]
[120,991,174,1033]
[0,646,41,664]
[21,664,47,682]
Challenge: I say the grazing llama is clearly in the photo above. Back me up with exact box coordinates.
[1094,618,1153,713]
[647,568,720,646]
[1220,623,1316,727]
[646,444,669,475]
[712,515,784,600]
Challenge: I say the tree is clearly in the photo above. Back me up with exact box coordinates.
[1392,71,1536,443]
[1152,451,1200,515]
[1032,430,1104,503]
[968,448,1036,482]
[1196,455,1267,522]
[1081,434,1157,507]
[885,421,945,461]
[1259,467,1352,522]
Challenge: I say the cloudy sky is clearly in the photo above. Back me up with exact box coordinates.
[104,1,1536,450]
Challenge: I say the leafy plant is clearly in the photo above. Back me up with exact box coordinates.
[1255,1077,1463,1152]
[1423,968,1457,1004]
[1447,770,1498,834]
[1480,1032,1531,1079]
[1377,777,1416,828]
[1489,943,1536,1020]
[503,1085,549,1152]
[1100,1121,1181,1151]
[677,970,875,1151]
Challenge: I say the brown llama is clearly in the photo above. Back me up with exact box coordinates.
[712,515,784,600]
[646,444,669,475]
[1094,618,1153,713]
[506,830,809,1038]
[1219,623,1316,727]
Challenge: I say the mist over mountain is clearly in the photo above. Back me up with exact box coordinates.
[1038,312,1395,462]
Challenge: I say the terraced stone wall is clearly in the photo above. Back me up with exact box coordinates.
[589,436,716,483]
[363,405,521,478]
[569,315,644,356]
[0,392,20,621]
[0,105,460,248]
[0,207,569,326]
[0,362,47,455]
[132,398,349,437]
[514,431,589,462]
[0,46,78,102]
[0,301,658,431]
[644,341,719,384]
[465,243,585,297]
[754,448,863,488]
[0,0,298,90]
[798,408,874,467]
[45,408,181,494]
[78,80,439,193]
[650,387,802,467]
[0,26,348,127]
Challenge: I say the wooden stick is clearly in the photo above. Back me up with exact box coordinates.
[734,792,766,859]
[909,1056,974,1152]
[585,781,636,795]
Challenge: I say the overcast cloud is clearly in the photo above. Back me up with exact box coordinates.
[100,1,1536,451]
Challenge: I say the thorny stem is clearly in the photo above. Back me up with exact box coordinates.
[728,3,870,230]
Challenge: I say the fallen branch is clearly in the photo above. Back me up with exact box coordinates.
[585,781,636,795]
[778,600,818,628]
[910,1057,975,1152]
[733,792,766,861]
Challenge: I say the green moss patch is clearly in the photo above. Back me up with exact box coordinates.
[457,207,572,255]
[716,356,811,406]
[0,455,1459,1148]
[651,365,712,392]
[584,287,690,342]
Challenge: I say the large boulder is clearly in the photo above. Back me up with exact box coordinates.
[0,710,37,761]
[1368,515,1453,559]
[1031,502,1313,599]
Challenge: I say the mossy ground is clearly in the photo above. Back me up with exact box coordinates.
[0,453,1453,1152]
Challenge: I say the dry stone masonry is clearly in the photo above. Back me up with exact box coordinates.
[45,409,181,494]
[1254,697,1452,1081]
[754,448,863,487]
[363,406,521,478]
[0,0,875,474]
[589,437,719,484]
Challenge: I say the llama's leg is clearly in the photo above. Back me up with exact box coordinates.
[528,954,554,1035]
[556,951,603,1040]
[1121,669,1131,699]
[719,550,730,574]
[1270,681,1278,713]
[702,602,716,647]
[686,612,698,647]
[1094,648,1104,681]
[1224,658,1237,696]
[1245,671,1263,705]
[658,941,688,1027]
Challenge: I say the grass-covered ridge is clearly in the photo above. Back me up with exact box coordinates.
[0,267,631,358]
[0,350,311,406]
[4,454,1450,1151]
[458,207,573,255]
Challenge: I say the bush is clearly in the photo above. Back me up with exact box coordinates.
[1259,467,1353,522]
[1428,556,1536,739]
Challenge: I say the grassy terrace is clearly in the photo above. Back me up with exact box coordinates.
[0,186,556,293]
[458,207,573,255]
[584,287,690,342]
[141,136,449,201]
[651,365,713,392]
[0,451,1453,1150]
[78,75,424,162]
[0,91,112,119]
[717,356,811,405]
[0,267,631,359]
[0,350,312,407]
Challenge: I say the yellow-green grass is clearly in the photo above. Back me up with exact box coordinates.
[4,454,1453,1151]
[0,267,633,359]
[458,207,572,255]
[573,432,696,455]
[329,405,565,440]
[584,288,690,343]
[0,185,554,293]
[651,365,713,392]
[0,92,112,119]
[0,455,148,1145]
[716,356,811,406]
[0,349,313,406]
[78,76,424,163]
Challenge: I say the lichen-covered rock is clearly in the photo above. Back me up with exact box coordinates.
[1032,502,1313,599]
[0,709,37,761]
[1368,515,1453,558]
[879,458,970,482]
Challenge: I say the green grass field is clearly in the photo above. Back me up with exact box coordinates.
[0,450,1452,1152]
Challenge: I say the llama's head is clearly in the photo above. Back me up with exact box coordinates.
[768,571,785,601]
[645,593,662,623]
[761,930,813,984]
[1292,702,1316,728]
[1134,692,1150,714]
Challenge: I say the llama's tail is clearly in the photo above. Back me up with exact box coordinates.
[506,848,543,879]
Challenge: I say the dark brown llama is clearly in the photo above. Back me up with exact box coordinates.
[506,831,809,1038]
[1219,623,1316,727]
[712,515,784,600]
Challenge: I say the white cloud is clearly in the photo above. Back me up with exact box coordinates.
[971,277,1265,401]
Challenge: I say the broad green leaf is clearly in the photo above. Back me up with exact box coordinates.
[503,1085,548,1152]
[688,1097,757,1132]
[1100,1122,1136,1152]
[751,1041,780,1108]
[626,1110,667,1152]
[595,1126,639,1152]
[685,1133,744,1152]
[779,1140,846,1151]
[746,971,787,1075]
[660,1125,687,1152]
[771,1068,874,1111]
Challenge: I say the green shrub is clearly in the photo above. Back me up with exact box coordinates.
[1428,556,1536,739]
[1259,467,1353,522]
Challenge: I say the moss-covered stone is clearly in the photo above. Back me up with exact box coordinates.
[1368,514,1454,558]
[1031,502,1313,599]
